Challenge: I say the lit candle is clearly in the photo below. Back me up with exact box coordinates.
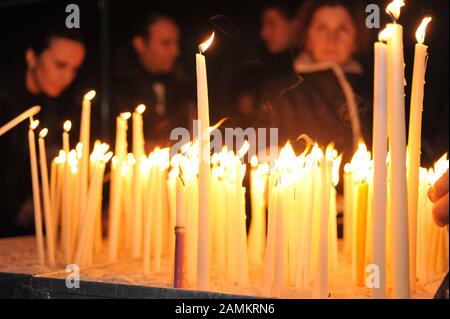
[407,17,432,292]
[372,27,389,298]
[108,112,131,262]
[28,119,45,265]
[196,32,214,290]
[38,128,56,266]
[131,104,145,258]
[63,120,71,154]
[313,157,330,298]
[385,0,410,298]
[79,90,96,240]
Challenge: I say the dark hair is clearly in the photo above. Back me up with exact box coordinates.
[262,0,300,21]
[296,0,369,54]
[135,12,178,39]
[28,25,85,56]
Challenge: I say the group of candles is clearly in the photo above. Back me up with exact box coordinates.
[26,90,113,267]
[360,0,447,298]
[343,144,448,299]
[258,142,341,298]
[10,0,446,299]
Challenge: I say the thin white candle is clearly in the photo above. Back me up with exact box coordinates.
[28,119,45,265]
[372,28,389,298]
[196,32,214,290]
[385,0,410,298]
[407,17,432,292]
[38,128,56,266]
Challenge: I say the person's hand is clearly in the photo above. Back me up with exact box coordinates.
[428,169,449,227]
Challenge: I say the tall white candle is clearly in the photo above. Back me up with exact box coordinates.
[38,128,56,266]
[196,32,214,290]
[372,30,389,298]
[79,90,96,238]
[28,120,45,265]
[407,17,431,292]
[131,104,145,258]
[385,0,410,298]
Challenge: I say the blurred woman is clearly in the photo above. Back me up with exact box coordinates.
[272,0,372,163]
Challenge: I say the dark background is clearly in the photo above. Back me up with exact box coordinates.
[0,0,448,165]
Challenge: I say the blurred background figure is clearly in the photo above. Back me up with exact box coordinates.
[0,24,86,237]
[111,12,195,149]
[272,0,372,166]
[228,0,299,129]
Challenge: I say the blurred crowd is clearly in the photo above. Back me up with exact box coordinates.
[0,0,448,237]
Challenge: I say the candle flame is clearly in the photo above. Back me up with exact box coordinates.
[30,119,39,130]
[250,155,259,168]
[103,151,113,163]
[127,153,136,166]
[136,104,146,114]
[76,143,83,159]
[39,128,48,138]
[379,25,395,42]
[68,150,78,168]
[238,140,250,158]
[120,112,132,120]
[199,32,215,53]
[344,163,352,174]
[386,0,405,22]
[415,17,432,44]
[63,120,72,132]
[332,154,343,187]
[84,90,96,101]
[211,152,220,166]
[207,117,228,135]
[350,142,371,183]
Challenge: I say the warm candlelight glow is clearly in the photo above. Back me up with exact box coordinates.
[238,140,250,158]
[386,0,405,22]
[136,104,146,114]
[350,142,371,183]
[30,119,39,130]
[379,25,395,42]
[250,155,259,168]
[84,90,96,101]
[63,120,72,132]
[199,32,215,53]
[120,112,132,120]
[415,17,432,44]
[103,151,113,163]
[39,128,48,138]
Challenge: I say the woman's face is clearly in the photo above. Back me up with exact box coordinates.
[305,5,356,65]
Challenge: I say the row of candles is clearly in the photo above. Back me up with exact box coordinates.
[16,0,447,298]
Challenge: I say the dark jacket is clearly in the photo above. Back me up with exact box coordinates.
[271,52,372,165]
[111,51,195,150]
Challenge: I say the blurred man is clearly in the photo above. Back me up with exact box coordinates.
[112,13,195,148]
[0,26,86,237]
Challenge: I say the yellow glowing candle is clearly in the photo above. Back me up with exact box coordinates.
[79,90,96,243]
[63,120,71,154]
[28,119,45,265]
[372,27,389,298]
[385,0,410,298]
[407,17,432,292]
[108,112,130,262]
[38,128,56,266]
[196,32,214,290]
[131,104,145,258]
